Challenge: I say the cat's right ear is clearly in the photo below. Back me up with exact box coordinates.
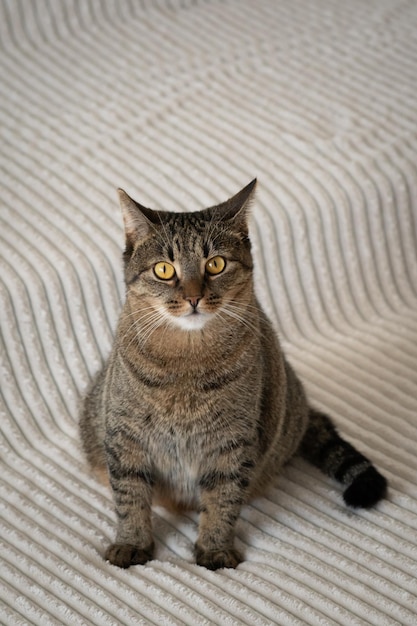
[118,189,156,260]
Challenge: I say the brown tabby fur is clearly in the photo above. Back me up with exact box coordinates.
[80,180,387,570]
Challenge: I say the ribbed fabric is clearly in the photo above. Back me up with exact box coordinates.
[1,1,416,624]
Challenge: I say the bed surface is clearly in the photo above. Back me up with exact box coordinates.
[1,1,417,624]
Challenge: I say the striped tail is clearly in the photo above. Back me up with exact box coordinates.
[299,408,387,508]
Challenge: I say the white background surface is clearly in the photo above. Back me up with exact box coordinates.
[1,1,416,624]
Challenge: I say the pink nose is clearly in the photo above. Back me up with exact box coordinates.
[186,296,201,309]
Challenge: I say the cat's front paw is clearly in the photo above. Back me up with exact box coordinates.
[194,544,243,570]
[105,542,154,568]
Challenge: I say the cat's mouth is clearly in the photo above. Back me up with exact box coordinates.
[159,302,211,331]
[173,309,210,331]
[158,299,216,332]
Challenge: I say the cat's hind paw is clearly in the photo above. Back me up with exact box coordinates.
[105,542,154,568]
[194,545,243,570]
[343,466,388,509]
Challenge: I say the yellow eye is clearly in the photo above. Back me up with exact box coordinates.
[206,256,226,275]
[154,262,176,280]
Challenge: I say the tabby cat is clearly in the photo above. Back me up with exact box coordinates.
[80,179,387,570]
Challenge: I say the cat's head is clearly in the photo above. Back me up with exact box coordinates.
[118,179,256,332]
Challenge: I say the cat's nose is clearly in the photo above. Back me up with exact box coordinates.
[183,277,203,309]
[186,296,201,310]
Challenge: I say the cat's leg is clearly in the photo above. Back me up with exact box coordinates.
[299,408,387,508]
[195,465,252,570]
[104,432,154,568]
[79,369,108,476]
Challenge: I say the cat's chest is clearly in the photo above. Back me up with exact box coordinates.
[148,425,207,504]
[141,373,228,425]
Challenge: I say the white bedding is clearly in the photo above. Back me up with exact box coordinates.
[1,1,416,624]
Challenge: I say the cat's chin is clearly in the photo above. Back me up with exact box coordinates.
[168,312,211,332]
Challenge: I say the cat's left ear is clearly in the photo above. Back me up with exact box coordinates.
[220,178,257,233]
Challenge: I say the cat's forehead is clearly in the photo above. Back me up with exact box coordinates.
[157,209,222,254]
[164,208,213,233]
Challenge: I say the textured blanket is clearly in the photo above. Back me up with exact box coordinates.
[1,1,416,624]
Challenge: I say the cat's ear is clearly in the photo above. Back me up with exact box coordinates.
[218,179,257,232]
[223,178,257,218]
[118,188,157,249]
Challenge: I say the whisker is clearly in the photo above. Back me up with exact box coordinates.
[122,305,159,321]
[204,210,221,254]
[123,306,155,320]
[147,212,175,255]
[137,323,163,348]
[219,304,259,337]
[121,309,164,350]
[121,308,159,335]
[224,300,261,321]
[226,300,262,313]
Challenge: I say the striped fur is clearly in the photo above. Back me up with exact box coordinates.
[80,181,387,570]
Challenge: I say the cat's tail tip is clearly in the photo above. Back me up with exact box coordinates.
[343,466,388,509]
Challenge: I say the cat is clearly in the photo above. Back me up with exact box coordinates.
[80,179,387,570]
